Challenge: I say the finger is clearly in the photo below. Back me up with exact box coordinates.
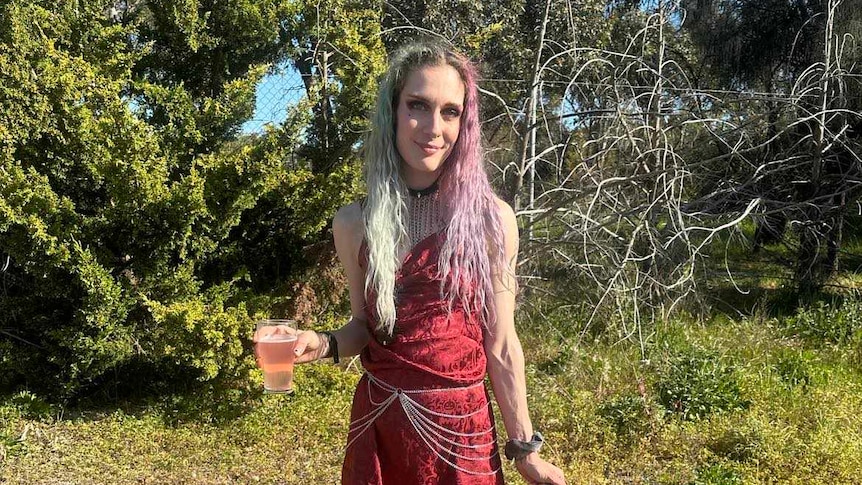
[548,470,566,485]
[293,331,313,353]
[252,343,263,369]
[533,465,565,485]
[266,325,297,337]
[292,331,318,361]
[536,474,564,485]
[253,327,277,343]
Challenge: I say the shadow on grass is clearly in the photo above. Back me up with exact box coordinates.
[1,359,262,427]
[707,284,856,322]
[707,286,798,320]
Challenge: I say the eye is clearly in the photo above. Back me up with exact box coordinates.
[407,100,427,111]
[443,107,462,118]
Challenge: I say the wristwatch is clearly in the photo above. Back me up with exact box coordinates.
[504,431,544,461]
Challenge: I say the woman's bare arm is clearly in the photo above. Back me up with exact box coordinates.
[290,202,370,362]
[328,202,371,358]
[484,198,533,440]
[484,197,566,485]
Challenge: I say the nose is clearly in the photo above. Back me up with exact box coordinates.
[424,110,443,139]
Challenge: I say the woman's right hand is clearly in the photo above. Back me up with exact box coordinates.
[292,330,330,364]
[253,327,330,365]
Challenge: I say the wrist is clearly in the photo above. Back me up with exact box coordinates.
[514,450,540,464]
[315,332,330,361]
[320,331,339,364]
[504,431,543,461]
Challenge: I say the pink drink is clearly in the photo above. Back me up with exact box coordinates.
[257,334,298,393]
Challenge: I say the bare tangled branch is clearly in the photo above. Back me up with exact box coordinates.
[476,0,862,349]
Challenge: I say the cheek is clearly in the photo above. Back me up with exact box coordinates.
[446,122,461,144]
[395,113,407,145]
[396,106,416,131]
[402,115,418,139]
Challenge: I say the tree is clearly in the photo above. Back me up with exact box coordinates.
[0,0,384,400]
[679,0,862,293]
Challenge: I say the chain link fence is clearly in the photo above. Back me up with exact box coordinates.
[242,62,307,134]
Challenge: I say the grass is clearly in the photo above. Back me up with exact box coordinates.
[4,299,862,484]
[3,226,862,483]
[1,366,358,484]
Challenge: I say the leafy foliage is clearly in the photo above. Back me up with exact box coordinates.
[772,347,817,391]
[655,343,748,420]
[596,393,651,440]
[6,391,53,421]
[0,0,381,400]
[707,428,764,464]
[781,298,862,345]
[692,463,744,485]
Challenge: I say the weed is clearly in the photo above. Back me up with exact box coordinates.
[1,430,26,459]
[8,391,53,421]
[772,347,816,391]
[692,463,744,485]
[597,393,651,440]
[655,344,748,420]
[781,298,862,345]
[708,429,763,463]
[537,345,575,376]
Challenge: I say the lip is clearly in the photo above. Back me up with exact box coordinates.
[415,141,443,154]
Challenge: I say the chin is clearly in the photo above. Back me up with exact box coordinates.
[406,158,444,174]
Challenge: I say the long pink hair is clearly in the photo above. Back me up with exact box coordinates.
[363,40,508,335]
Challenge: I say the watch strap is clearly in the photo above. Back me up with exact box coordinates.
[504,431,544,461]
[321,331,339,364]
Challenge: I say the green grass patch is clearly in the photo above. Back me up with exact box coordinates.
[4,291,862,484]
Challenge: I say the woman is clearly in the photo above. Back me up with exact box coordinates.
[283,41,565,484]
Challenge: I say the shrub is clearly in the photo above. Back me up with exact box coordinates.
[655,344,748,420]
[7,390,53,421]
[597,393,651,440]
[781,298,862,345]
[692,463,743,485]
[772,347,816,391]
[0,1,376,401]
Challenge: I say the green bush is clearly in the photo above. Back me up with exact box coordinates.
[597,393,651,440]
[781,298,862,345]
[0,430,25,459]
[655,344,748,420]
[692,463,743,485]
[772,347,817,391]
[0,1,380,401]
[7,390,53,421]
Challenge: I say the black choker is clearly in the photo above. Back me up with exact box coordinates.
[407,180,439,198]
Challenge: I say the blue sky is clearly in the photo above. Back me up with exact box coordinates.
[242,63,305,133]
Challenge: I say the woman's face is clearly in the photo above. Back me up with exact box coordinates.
[395,63,465,189]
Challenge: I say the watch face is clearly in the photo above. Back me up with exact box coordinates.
[504,433,544,460]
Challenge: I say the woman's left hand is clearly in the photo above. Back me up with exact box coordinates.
[514,452,567,485]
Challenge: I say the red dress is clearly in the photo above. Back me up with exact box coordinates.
[341,232,505,484]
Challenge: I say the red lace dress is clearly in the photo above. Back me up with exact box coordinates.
[341,232,505,484]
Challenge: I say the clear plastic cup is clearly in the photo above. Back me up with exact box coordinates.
[254,319,297,394]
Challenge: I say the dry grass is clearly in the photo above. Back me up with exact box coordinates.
[4,286,862,484]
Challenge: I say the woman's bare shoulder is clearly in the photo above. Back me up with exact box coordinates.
[490,195,517,236]
[333,201,365,244]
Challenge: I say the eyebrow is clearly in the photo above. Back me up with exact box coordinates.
[404,94,463,110]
